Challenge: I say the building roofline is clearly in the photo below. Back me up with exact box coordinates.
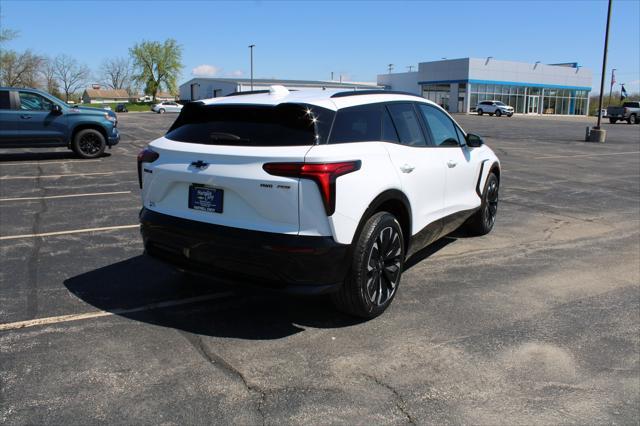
[417,79,591,91]
[181,77,381,88]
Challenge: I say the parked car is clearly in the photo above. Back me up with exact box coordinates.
[138,87,501,318]
[116,103,128,113]
[606,101,640,124]
[102,105,112,111]
[476,100,514,117]
[0,87,120,158]
[151,101,182,114]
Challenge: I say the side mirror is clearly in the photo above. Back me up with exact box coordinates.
[51,104,63,114]
[466,133,483,147]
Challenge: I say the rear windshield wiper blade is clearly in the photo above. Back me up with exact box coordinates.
[207,132,252,144]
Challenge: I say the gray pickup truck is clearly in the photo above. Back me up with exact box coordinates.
[606,101,640,124]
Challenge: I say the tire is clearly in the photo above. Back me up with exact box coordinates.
[72,129,106,159]
[507,113,513,117]
[331,212,405,319]
[477,109,484,116]
[609,118,617,124]
[464,173,499,236]
[158,108,166,114]
[628,114,637,125]
[495,110,502,117]
[489,113,494,116]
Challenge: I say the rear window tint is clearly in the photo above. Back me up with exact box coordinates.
[0,91,9,109]
[166,103,334,146]
[329,104,382,144]
[387,103,427,147]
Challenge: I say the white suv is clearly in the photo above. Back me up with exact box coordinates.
[138,87,500,318]
[476,100,514,117]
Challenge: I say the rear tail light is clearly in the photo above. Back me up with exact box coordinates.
[137,148,159,188]
[263,161,361,215]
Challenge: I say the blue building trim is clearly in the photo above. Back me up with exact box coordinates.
[418,79,591,91]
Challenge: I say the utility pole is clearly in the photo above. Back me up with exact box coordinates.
[388,64,394,74]
[608,68,617,106]
[587,0,612,142]
[331,71,334,81]
[407,65,414,72]
[248,44,255,91]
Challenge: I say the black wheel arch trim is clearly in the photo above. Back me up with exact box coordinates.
[352,189,412,251]
[476,160,500,197]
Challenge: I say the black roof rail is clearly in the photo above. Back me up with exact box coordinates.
[330,90,423,99]
[225,90,270,97]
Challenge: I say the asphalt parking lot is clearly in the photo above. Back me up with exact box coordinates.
[1,112,639,424]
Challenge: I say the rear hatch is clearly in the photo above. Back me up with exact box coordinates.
[140,102,333,235]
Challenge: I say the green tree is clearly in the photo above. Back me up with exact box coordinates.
[129,39,182,101]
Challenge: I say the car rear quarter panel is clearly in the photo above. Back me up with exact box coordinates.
[303,142,402,245]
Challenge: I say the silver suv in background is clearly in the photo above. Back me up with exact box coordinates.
[476,100,514,117]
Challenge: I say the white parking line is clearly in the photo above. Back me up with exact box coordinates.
[533,151,640,160]
[0,191,132,202]
[0,224,139,240]
[0,292,234,332]
[0,171,132,180]
[0,159,101,166]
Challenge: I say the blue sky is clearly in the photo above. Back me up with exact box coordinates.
[2,0,639,93]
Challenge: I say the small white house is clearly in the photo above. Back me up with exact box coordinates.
[82,89,129,104]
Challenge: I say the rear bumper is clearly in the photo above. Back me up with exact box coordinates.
[139,208,350,294]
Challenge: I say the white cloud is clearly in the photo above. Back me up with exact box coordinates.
[192,64,220,77]
[229,69,244,77]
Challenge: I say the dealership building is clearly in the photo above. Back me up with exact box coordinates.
[179,78,382,101]
[377,58,592,115]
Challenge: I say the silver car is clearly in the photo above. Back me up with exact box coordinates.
[476,100,514,117]
[151,101,183,114]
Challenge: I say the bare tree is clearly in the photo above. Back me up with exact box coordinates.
[53,54,90,101]
[0,49,44,87]
[40,57,60,97]
[99,57,132,91]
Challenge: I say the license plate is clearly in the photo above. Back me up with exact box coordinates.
[188,184,223,213]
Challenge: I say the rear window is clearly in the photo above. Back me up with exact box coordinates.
[329,104,382,144]
[0,91,9,109]
[166,103,335,146]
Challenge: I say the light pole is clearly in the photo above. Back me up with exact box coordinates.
[587,0,612,142]
[388,64,394,74]
[248,44,255,91]
[608,68,617,106]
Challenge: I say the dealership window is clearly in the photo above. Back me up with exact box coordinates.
[421,84,450,111]
[469,83,588,115]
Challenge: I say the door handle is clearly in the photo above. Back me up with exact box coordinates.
[399,164,415,173]
[447,160,457,168]
[21,115,32,119]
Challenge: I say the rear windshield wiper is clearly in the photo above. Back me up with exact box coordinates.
[207,132,252,145]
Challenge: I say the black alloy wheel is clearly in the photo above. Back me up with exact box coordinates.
[365,226,403,306]
[72,129,106,159]
[478,109,484,116]
[483,176,499,230]
[332,212,405,319]
[464,172,499,236]
[495,109,502,117]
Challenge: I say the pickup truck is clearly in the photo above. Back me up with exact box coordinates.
[606,101,640,124]
[0,87,120,158]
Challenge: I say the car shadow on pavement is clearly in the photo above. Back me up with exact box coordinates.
[64,254,365,340]
[0,151,111,162]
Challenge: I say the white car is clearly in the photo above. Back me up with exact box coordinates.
[152,101,183,114]
[138,86,501,318]
[476,100,514,117]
